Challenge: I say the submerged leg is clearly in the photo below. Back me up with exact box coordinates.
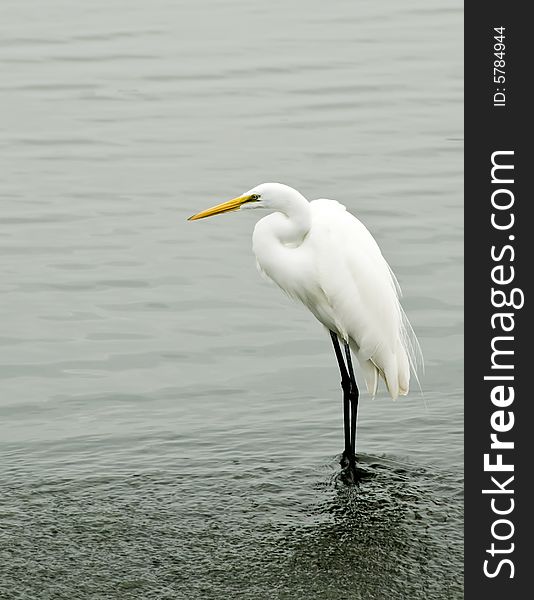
[329,331,352,472]
[344,341,360,467]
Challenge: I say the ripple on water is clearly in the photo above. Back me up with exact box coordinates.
[1,0,462,597]
[0,456,462,600]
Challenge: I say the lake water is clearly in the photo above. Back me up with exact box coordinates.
[0,1,463,598]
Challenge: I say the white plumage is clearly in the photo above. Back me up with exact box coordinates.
[189,182,421,400]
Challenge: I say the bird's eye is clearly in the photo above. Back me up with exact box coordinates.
[249,194,260,201]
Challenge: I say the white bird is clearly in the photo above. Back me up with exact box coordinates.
[188,182,421,479]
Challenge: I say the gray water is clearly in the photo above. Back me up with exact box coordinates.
[1,1,463,598]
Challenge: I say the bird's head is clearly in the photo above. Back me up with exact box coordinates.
[188,183,303,221]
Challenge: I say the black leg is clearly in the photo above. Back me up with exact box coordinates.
[329,331,352,472]
[344,342,360,465]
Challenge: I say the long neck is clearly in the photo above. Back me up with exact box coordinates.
[252,194,311,289]
[274,193,311,246]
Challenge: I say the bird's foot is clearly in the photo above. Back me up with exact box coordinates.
[340,450,358,484]
[340,448,356,466]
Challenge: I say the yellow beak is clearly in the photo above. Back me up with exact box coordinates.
[188,195,252,221]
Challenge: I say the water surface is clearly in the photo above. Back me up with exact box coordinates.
[1,0,463,598]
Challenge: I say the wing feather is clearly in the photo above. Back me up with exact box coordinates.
[308,199,420,399]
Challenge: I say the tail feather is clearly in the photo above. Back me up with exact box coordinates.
[355,340,415,401]
[360,358,379,397]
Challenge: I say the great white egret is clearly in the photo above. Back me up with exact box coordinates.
[188,182,421,480]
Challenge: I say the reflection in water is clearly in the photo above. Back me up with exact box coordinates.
[302,458,463,599]
[1,457,462,600]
